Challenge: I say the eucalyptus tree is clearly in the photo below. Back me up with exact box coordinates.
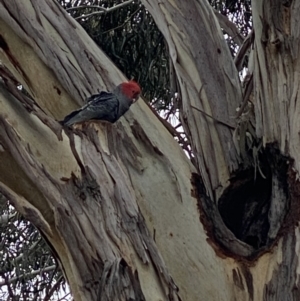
[0,1,297,301]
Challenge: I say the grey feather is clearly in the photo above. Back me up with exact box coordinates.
[61,87,132,126]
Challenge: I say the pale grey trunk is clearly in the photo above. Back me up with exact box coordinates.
[142,0,300,300]
[0,1,300,301]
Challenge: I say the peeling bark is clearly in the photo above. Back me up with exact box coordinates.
[0,1,232,300]
[141,0,300,299]
[142,0,243,201]
[1,0,300,300]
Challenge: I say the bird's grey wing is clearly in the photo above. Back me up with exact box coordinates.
[86,93,119,122]
[62,92,118,126]
[86,91,113,104]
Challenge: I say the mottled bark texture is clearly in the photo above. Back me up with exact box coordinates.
[0,1,226,301]
[143,1,243,202]
[142,0,300,300]
[0,0,300,301]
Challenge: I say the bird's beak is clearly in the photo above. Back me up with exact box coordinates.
[133,94,140,103]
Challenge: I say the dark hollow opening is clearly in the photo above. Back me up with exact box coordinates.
[218,167,272,249]
[218,146,290,250]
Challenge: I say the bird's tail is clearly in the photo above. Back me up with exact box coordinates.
[59,110,81,127]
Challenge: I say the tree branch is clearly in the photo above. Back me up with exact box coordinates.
[11,238,42,265]
[190,105,236,129]
[0,212,16,224]
[66,5,106,12]
[234,30,254,71]
[67,0,135,20]
[214,9,245,47]
[0,265,56,286]
[43,275,64,301]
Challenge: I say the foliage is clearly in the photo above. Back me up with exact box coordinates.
[211,0,252,35]
[210,0,252,58]
[59,0,252,111]
[0,197,69,300]
[59,0,170,112]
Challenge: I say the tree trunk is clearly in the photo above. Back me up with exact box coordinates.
[0,0,299,301]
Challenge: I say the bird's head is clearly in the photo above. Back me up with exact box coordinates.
[120,81,141,103]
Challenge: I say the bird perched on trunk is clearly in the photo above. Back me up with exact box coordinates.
[61,81,141,127]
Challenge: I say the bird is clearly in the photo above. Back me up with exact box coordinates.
[61,81,141,126]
